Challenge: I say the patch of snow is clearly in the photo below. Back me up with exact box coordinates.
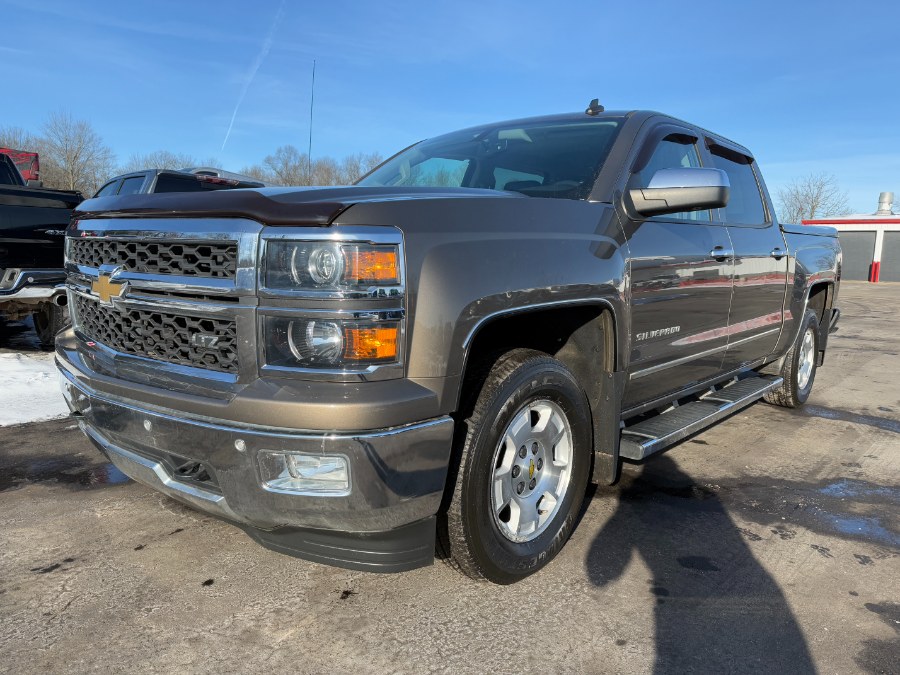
[0,352,69,426]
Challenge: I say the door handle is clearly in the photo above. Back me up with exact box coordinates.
[770,247,786,259]
[709,246,734,260]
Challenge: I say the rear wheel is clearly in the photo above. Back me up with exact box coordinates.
[439,349,592,583]
[764,309,819,408]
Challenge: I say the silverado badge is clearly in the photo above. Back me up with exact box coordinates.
[91,271,126,304]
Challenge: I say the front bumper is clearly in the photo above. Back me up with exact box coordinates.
[58,361,455,573]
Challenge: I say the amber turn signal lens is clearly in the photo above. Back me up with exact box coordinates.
[342,246,399,284]
[342,325,399,361]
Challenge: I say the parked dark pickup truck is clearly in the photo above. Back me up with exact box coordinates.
[56,106,841,583]
[93,167,270,198]
[0,153,82,347]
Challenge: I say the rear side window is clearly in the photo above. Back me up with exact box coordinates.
[95,180,121,197]
[117,176,146,195]
[709,146,767,225]
[154,175,206,193]
[154,175,244,193]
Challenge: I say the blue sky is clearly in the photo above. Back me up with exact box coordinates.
[2,0,898,213]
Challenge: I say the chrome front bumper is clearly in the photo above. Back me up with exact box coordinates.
[58,363,455,572]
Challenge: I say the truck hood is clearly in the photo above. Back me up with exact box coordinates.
[74,186,521,226]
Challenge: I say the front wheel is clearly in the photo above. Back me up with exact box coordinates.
[764,309,820,408]
[439,349,592,583]
[32,302,69,351]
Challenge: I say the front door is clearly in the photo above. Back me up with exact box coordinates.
[621,131,734,410]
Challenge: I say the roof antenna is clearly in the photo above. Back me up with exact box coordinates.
[585,98,604,116]
[307,59,316,185]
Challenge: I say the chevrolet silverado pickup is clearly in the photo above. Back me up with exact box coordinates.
[0,153,82,347]
[56,106,841,583]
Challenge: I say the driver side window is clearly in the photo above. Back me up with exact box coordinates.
[633,137,710,222]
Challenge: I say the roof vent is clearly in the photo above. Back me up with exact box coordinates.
[876,191,894,215]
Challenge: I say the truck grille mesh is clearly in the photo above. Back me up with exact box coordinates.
[69,239,238,279]
[73,295,239,373]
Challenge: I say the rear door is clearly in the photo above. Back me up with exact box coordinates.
[621,126,734,410]
[706,142,788,371]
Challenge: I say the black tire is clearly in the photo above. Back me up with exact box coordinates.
[438,348,592,584]
[763,309,819,408]
[32,303,69,351]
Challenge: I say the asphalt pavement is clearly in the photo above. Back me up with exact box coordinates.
[0,281,897,674]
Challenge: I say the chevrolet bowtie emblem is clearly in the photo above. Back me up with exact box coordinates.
[529,459,535,480]
[92,272,125,303]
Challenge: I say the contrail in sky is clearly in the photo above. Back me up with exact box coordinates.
[221,0,286,151]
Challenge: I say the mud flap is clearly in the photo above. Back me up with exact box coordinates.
[592,369,625,485]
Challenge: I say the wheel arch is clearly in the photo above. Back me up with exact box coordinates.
[806,281,836,365]
[766,279,836,374]
[455,300,624,486]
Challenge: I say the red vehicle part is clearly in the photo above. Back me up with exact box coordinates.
[0,148,40,182]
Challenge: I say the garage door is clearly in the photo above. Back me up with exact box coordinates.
[880,231,900,282]
[838,231,876,281]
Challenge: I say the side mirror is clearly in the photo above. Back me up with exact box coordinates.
[26,179,43,188]
[628,167,729,217]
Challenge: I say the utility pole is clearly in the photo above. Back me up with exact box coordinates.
[307,59,316,185]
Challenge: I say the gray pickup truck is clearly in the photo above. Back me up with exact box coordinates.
[56,105,841,583]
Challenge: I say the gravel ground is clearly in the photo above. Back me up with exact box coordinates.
[0,281,897,674]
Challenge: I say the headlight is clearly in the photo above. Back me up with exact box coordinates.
[289,319,344,364]
[265,241,400,293]
[305,246,342,285]
[264,316,400,369]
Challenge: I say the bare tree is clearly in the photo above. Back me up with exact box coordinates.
[247,147,386,186]
[312,156,342,185]
[239,163,273,183]
[0,126,42,151]
[262,145,309,185]
[194,156,224,170]
[40,111,116,195]
[7,115,383,192]
[341,151,384,183]
[777,173,850,223]
[119,150,197,174]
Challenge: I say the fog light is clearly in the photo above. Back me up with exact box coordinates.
[258,451,350,495]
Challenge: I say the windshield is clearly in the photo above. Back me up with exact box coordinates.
[357,117,623,200]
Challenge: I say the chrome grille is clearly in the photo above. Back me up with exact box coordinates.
[73,295,239,373]
[69,239,238,279]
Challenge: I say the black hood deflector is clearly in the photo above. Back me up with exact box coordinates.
[74,186,519,226]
